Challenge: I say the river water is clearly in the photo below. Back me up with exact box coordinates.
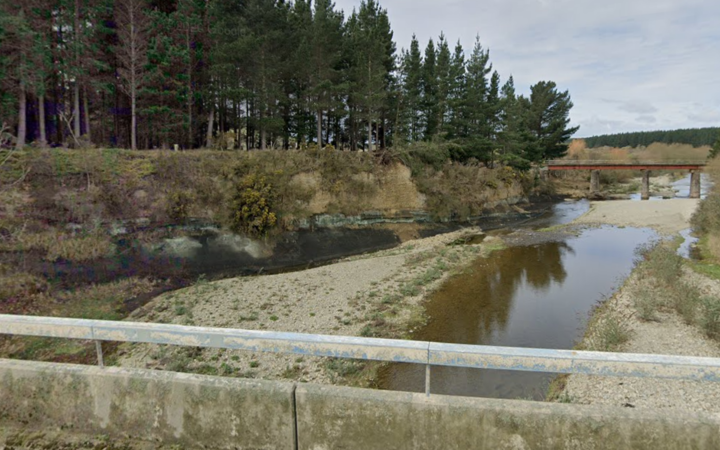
[377,174,712,399]
[377,213,657,399]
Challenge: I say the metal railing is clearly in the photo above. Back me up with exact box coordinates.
[2,314,720,396]
[547,160,707,166]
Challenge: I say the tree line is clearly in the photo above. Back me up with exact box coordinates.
[0,0,578,168]
[584,127,720,149]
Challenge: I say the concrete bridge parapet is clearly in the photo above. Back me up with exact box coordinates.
[2,359,720,449]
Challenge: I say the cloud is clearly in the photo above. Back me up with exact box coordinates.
[636,115,657,124]
[334,0,720,136]
[687,108,720,124]
[619,102,658,115]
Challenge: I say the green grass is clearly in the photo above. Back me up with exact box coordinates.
[689,261,720,281]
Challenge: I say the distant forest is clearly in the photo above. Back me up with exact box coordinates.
[583,127,720,149]
[1,0,578,168]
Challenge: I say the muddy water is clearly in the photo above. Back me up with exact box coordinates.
[376,226,656,400]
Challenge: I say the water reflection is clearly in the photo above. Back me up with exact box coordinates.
[377,226,656,399]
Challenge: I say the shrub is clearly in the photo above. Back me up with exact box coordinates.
[585,313,632,352]
[635,242,683,285]
[672,281,702,325]
[0,272,48,300]
[692,193,720,235]
[228,174,277,237]
[166,190,194,223]
[701,296,720,340]
[632,284,660,322]
[45,234,115,262]
[391,141,451,175]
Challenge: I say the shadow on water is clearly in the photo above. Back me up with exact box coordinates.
[376,226,656,400]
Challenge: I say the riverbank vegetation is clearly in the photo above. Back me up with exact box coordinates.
[0,145,538,365]
[691,158,720,265]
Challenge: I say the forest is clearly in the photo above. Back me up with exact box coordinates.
[584,127,720,149]
[1,0,578,168]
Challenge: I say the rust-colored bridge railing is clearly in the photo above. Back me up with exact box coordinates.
[547,160,707,171]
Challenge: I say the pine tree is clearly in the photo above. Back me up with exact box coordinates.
[497,76,527,168]
[435,34,451,137]
[444,40,465,139]
[455,37,493,162]
[0,4,40,148]
[308,0,344,148]
[115,0,149,150]
[420,39,438,139]
[523,81,579,162]
[346,0,395,151]
[398,35,422,143]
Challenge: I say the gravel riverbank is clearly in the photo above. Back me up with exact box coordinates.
[561,198,720,416]
[118,227,500,385]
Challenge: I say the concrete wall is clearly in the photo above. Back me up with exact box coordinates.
[0,359,295,449]
[296,384,720,449]
[2,359,720,449]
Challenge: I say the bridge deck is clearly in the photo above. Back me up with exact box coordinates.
[547,160,706,171]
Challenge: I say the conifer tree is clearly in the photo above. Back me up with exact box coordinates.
[308,0,344,148]
[420,39,438,139]
[444,41,465,139]
[523,81,579,162]
[347,0,394,151]
[398,35,422,143]
[115,0,149,150]
[435,34,451,137]
[454,37,493,162]
[497,76,528,167]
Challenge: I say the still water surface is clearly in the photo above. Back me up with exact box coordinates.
[377,226,657,399]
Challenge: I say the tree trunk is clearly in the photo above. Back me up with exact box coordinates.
[206,108,214,148]
[17,82,27,149]
[260,120,266,150]
[131,83,137,150]
[83,85,91,141]
[325,113,330,147]
[367,119,372,152]
[73,0,81,141]
[38,93,47,146]
[316,109,323,148]
[73,82,81,140]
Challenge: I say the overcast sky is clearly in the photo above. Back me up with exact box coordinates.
[333,0,720,138]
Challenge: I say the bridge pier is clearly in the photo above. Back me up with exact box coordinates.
[690,170,701,199]
[590,170,600,196]
[641,170,651,201]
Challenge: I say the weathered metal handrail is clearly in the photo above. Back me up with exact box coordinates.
[3,314,720,396]
[547,160,707,166]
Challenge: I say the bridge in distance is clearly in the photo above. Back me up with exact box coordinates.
[546,160,707,199]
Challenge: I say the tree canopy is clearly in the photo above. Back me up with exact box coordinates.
[584,128,720,149]
[0,0,579,169]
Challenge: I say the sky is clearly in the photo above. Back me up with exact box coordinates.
[333,0,720,138]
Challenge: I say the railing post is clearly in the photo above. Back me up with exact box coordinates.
[425,364,431,397]
[95,341,104,367]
